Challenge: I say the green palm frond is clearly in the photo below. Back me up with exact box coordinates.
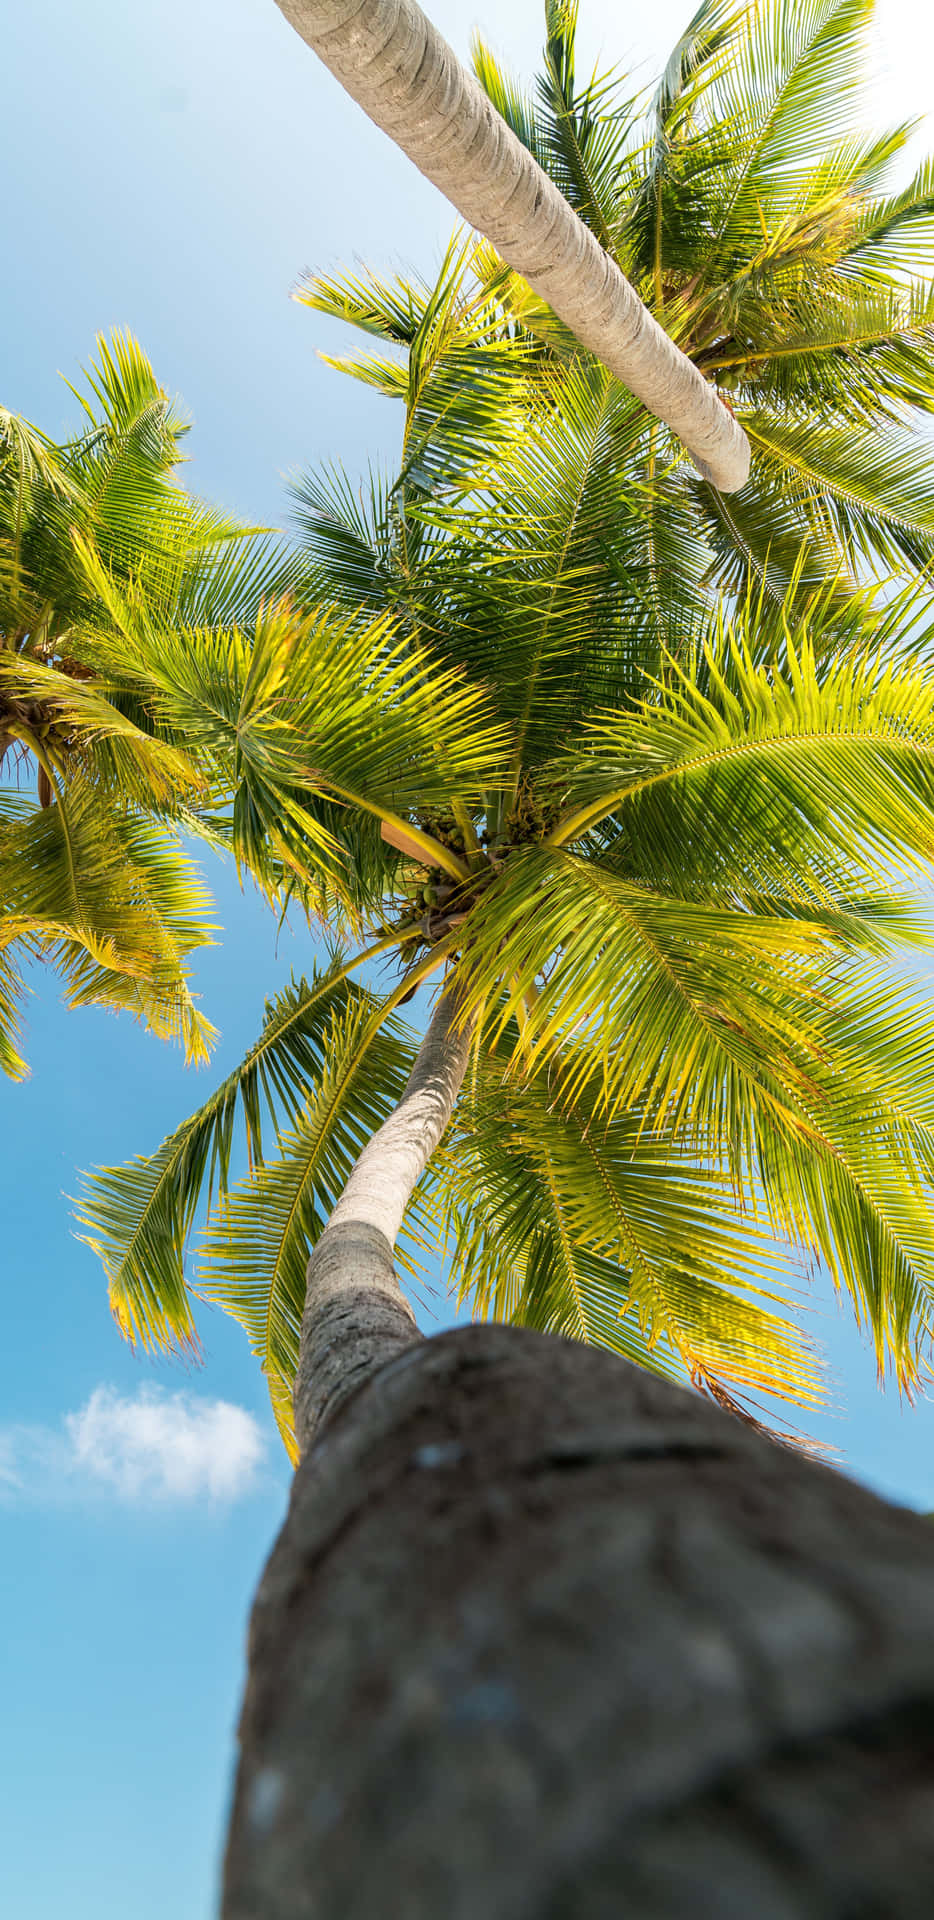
[740,412,934,572]
[289,465,393,612]
[297,234,535,506]
[704,279,934,420]
[471,34,548,172]
[437,1060,824,1411]
[0,334,286,1067]
[0,778,216,1062]
[458,845,836,1128]
[408,358,695,763]
[200,991,418,1456]
[0,650,201,804]
[549,605,934,871]
[137,594,506,912]
[454,848,934,1389]
[751,1004,934,1389]
[533,1,639,254]
[690,0,876,254]
[75,960,405,1356]
[0,938,28,1080]
[848,153,934,276]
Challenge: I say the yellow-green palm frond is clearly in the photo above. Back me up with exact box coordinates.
[199,991,421,1457]
[548,604,934,873]
[848,152,934,280]
[137,593,508,916]
[296,233,536,504]
[454,844,934,1389]
[0,649,202,806]
[435,1060,824,1414]
[75,962,415,1367]
[0,939,28,1081]
[0,776,216,1069]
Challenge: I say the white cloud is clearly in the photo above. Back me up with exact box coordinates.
[0,1386,268,1504]
[66,1386,267,1500]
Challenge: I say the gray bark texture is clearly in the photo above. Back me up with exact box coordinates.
[275,0,751,493]
[293,986,472,1452]
[223,1323,934,1918]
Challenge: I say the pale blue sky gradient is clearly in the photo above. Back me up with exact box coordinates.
[3,4,934,1916]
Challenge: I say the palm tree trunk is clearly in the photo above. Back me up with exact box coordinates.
[293,982,472,1452]
[274,0,750,494]
[223,1322,934,1917]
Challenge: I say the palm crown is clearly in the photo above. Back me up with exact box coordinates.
[0,333,302,1075]
[79,2,934,1457]
[307,0,934,606]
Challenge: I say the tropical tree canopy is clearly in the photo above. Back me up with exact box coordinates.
[304,0,934,604]
[0,333,301,1076]
[273,0,750,489]
[79,0,934,1457]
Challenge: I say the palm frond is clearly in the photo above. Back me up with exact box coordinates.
[200,992,417,1454]
[549,604,934,869]
[75,962,405,1356]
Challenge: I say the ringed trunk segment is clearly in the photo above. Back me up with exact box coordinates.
[293,982,473,1451]
[275,0,751,493]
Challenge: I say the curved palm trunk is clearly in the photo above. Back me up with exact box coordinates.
[294,983,472,1451]
[274,0,750,494]
[224,1324,934,1916]
[222,958,934,1918]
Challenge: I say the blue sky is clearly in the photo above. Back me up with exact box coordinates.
[3,3,934,1916]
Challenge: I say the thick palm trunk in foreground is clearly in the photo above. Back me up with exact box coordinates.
[224,1325,934,1917]
[274,0,750,493]
[223,993,934,1917]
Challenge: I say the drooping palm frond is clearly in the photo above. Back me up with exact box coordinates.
[0,775,216,1061]
[200,990,420,1456]
[74,959,409,1357]
[124,593,508,919]
[0,648,200,805]
[0,333,283,1070]
[547,607,934,871]
[451,838,934,1389]
[436,1054,824,1415]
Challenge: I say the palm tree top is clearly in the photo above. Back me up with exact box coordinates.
[301,0,934,603]
[0,333,299,1076]
[79,5,934,1453]
[275,0,750,487]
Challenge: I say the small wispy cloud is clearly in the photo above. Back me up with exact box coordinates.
[1,1386,268,1504]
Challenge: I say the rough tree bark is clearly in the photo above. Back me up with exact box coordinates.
[223,1323,934,1917]
[222,999,934,1914]
[274,0,751,493]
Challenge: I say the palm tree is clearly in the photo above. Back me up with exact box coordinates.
[79,299,934,1452]
[0,333,298,1076]
[78,341,934,1917]
[271,0,749,488]
[74,10,934,1904]
[299,0,934,609]
[468,0,934,597]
